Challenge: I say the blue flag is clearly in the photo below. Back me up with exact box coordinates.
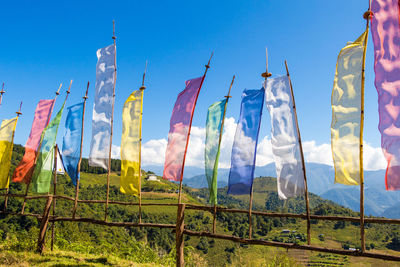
[62,102,84,186]
[228,88,264,195]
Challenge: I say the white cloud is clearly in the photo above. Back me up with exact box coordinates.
[111,116,387,171]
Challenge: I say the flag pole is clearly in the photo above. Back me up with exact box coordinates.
[50,83,71,250]
[212,75,234,234]
[50,144,58,251]
[21,83,63,214]
[178,52,213,204]
[285,60,312,245]
[105,20,117,221]
[0,83,5,106]
[3,101,22,212]
[138,61,147,224]
[249,47,272,239]
[72,82,89,219]
[360,2,372,252]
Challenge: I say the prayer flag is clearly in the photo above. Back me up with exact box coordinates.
[331,31,367,185]
[228,88,264,195]
[89,44,116,170]
[205,99,227,204]
[163,76,205,181]
[12,99,55,183]
[120,90,143,195]
[61,102,84,186]
[0,117,18,189]
[32,101,66,193]
[265,76,305,199]
[371,0,400,190]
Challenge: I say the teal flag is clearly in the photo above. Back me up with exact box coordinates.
[205,99,227,205]
[32,102,66,193]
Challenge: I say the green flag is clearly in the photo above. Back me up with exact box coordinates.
[32,102,65,193]
[205,99,227,205]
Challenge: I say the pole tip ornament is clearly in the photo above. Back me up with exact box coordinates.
[140,86,146,91]
[261,72,272,78]
[363,11,373,20]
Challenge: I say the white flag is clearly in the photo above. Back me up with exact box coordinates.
[56,148,65,175]
[265,76,305,200]
[89,44,116,170]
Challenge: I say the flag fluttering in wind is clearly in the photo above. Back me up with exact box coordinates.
[62,102,84,186]
[163,76,205,181]
[120,90,143,195]
[228,88,264,195]
[205,99,227,204]
[89,44,116,170]
[265,76,305,199]
[12,99,54,183]
[331,31,367,185]
[371,0,400,190]
[0,117,18,189]
[32,101,66,193]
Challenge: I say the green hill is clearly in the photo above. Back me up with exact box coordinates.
[3,144,400,266]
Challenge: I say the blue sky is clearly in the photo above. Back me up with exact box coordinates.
[0,0,383,168]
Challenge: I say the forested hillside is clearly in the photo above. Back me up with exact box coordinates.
[2,144,400,266]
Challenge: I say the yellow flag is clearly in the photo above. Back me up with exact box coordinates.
[0,117,18,189]
[120,90,143,195]
[331,30,367,185]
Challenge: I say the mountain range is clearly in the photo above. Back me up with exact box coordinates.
[143,163,400,219]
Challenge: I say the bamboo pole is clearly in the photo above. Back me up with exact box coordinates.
[284,61,312,245]
[212,75,234,234]
[249,47,272,239]
[72,82,89,219]
[176,203,186,267]
[105,20,117,221]
[360,2,372,252]
[36,195,53,254]
[49,83,71,250]
[21,83,64,214]
[138,61,147,224]
[50,144,58,251]
[3,102,23,212]
[178,52,214,204]
[0,83,5,106]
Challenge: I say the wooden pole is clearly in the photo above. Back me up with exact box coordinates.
[49,83,71,251]
[105,20,117,221]
[72,82,89,219]
[212,75,234,234]
[248,187,254,239]
[138,61,147,224]
[36,195,53,254]
[360,2,372,252]
[178,52,213,204]
[285,60,312,245]
[176,203,186,267]
[0,83,5,106]
[3,102,22,212]
[21,83,63,214]
[50,144,58,251]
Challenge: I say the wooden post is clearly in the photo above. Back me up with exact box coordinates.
[176,203,186,267]
[248,187,254,239]
[105,20,117,221]
[138,61,147,224]
[212,75,235,234]
[21,83,63,214]
[37,195,53,254]
[360,4,372,252]
[72,82,89,219]
[178,52,213,204]
[50,144,58,251]
[285,60,312,245]
[0,83,5,106]
[3,102,22,212]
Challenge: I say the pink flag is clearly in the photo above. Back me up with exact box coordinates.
[163,76,205,181]
[371,0,400,190]
[12,99,55,183]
